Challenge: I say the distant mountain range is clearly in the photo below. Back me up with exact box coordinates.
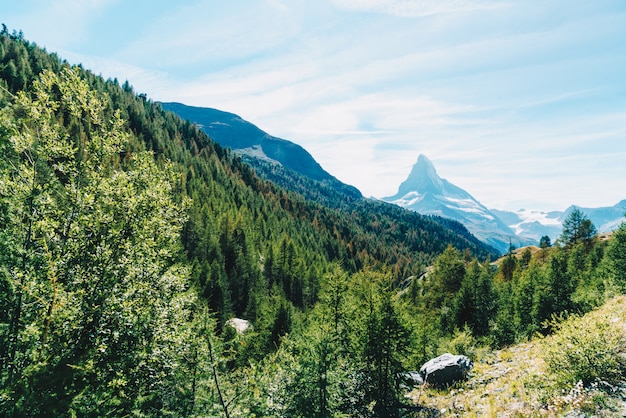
[160,102,362,201]
[492,201,626,243]
[383,154,626,253]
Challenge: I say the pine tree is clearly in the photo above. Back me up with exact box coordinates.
[607,221,626,290]
[354,271,411,415]
[423,245,466,311]
[560,208,597,247]
[453,261,497,337]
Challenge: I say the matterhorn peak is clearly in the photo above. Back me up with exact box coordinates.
[413,154,438,179]
[383,154,525,254]
[391,154,444,198]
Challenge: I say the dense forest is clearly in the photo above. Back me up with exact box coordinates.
[1,28,626,417]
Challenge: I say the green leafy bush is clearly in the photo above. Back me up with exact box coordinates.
[543,311,626,390]
[438,326,477,358]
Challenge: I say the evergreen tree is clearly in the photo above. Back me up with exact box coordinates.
[607,221,626,290]
[493,279,516,346]
[423,245,466,311]
[539,235,551,249]
[514,262,543,336]
[354,271,411,416]
[453,261,497,337]
[532,250,574,330]
[498,250,518,282]
[560,208,597,247]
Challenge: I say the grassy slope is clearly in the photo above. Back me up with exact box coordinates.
[408,295,626,417]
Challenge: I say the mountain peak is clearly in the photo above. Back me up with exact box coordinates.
[394,154,443,197]
[416,153,433,166]
[413,154,438,178]
[383,154,529,254]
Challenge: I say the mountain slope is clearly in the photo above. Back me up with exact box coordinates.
[3,34,502,281]
[161,102,362,200]
[0,30,502,416]
[576,199,626,232]
[3,30,623,417]
[411,295,626,416]
[0,31,499,321]
[491,208,564,243]
[383,155,532,254]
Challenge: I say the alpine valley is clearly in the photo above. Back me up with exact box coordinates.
[162,104,625,255]
[4,29,626,418]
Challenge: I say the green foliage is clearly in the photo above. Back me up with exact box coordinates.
[257,269,414,417]
[451,260,497,337]
[492,279,516,346]
[560,208,597,247]
[497,251,518,282]
[243,157,497,276]
[607,222,626,290]
[0,66,202,416]
[438,326,478,358]
[355,271,412,412]
[542,311,626,390]
[512,261,543,336]
[539,235,551,249]
[421,245,466,312]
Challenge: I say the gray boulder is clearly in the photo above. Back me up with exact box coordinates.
[399,371,425,389]
[226,318,252,334]
[419,353,473,387]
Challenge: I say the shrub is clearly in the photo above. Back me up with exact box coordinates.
[542,311,626,390]
[439,326,477,358]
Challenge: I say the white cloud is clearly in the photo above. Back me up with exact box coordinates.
[331,0,502,17]
[115,0,306,70]
[11,0,624,212]
[5,0,118,51]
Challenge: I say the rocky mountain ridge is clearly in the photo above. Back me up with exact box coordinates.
[160,102,362,200]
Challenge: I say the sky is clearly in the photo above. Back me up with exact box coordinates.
[4,0,626,211]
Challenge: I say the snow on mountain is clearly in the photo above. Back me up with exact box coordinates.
[493,200,626,243]
[383,155,533,254]
[571,200,626,233]
[491,208,563,242]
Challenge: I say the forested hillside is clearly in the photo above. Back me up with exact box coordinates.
[1,28,626,417]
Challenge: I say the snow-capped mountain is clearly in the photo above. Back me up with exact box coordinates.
[493,200,626,243]
[383,155,533,254]
[490,209,563,243]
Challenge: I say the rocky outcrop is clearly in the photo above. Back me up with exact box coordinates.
[403,353,473,389]
[226,318,252,334]
[420,353,473,387]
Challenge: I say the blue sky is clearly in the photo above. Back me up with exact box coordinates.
[4,0,626,211]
